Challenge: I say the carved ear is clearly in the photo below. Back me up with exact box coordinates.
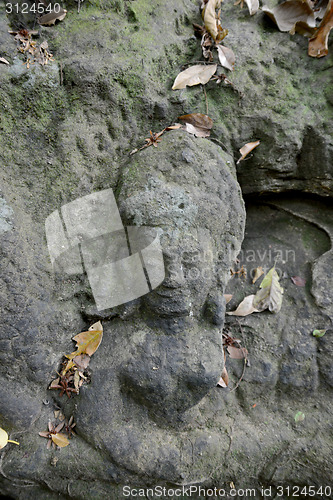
[203,292,226,326]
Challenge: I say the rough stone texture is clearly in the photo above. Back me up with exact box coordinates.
[0,0,333,498]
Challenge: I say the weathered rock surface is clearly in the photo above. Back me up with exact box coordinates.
[0,0,333,498]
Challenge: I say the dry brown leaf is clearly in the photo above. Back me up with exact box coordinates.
[179,113,213,138]
[224,294,233,304]
[51,433,69,448]
[73,354,91,370]
[165,124,182,130]
[38,8,67,26]
[0,57,9,65]
[308,0,333,57]
[73,370,80,391]
[252,266,264,284]
[291,275,306,286]
[202,0,222,40]
[217,366,229,387]
[172,64,217,90]
[62,321,103,375]
[237,140,260,164]
[226,294,259,316]
[217,44,235,71]
[227,345,248,359]
[262,1,316,34]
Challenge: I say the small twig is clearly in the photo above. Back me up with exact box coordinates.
[227,424,234,453]
[229,356,247,393]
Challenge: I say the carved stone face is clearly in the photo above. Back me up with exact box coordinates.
[72,132,246,482]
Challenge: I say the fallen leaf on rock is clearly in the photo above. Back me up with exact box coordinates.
[0,428,19,449]
[291,275,306,286]
[252,266,264,284]
[262,1,316,34]
[165,124,182,131]
[0,57,9,65]
[253,266,284,313]
[227,345,248,359]
[39,422,68,450]
[237,140,260,164]
[308,0,333,57]
[224,294,233,304]
[38,8,67,26]
[245,0,260,15]
[217,366,229,387]
[226,294,259,316]
[313,329,327,337]
[235,0,259,16]
[179,113,213,137]
[202,0,222,40]
[217,44,235,71]
[294,411,305,422]
[172,64,217,90]
[73,353,91,370]
[52,433,69,448]
[62,321,103,375]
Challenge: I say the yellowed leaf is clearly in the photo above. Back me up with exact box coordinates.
[253,266,284,313]
[217,44,235,71]
[226,294,259,316]
[51,433,69,448]
[237,140,260,164]
[0,428,19,449]
[62,321,103,375]
[202,0,222,40]
[172,64,217,90]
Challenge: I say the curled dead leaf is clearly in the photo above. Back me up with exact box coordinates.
[226,294,259,316]
[237,140,260,164]
[202,0,222,40]
[179,113,213,138]
[308,0,333,57]
[245,0,260,15]
[252,266,264,284]
[262,1,316,35]
[217,366,229,387]
[38,8,67,26]
[172,64,217,90]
